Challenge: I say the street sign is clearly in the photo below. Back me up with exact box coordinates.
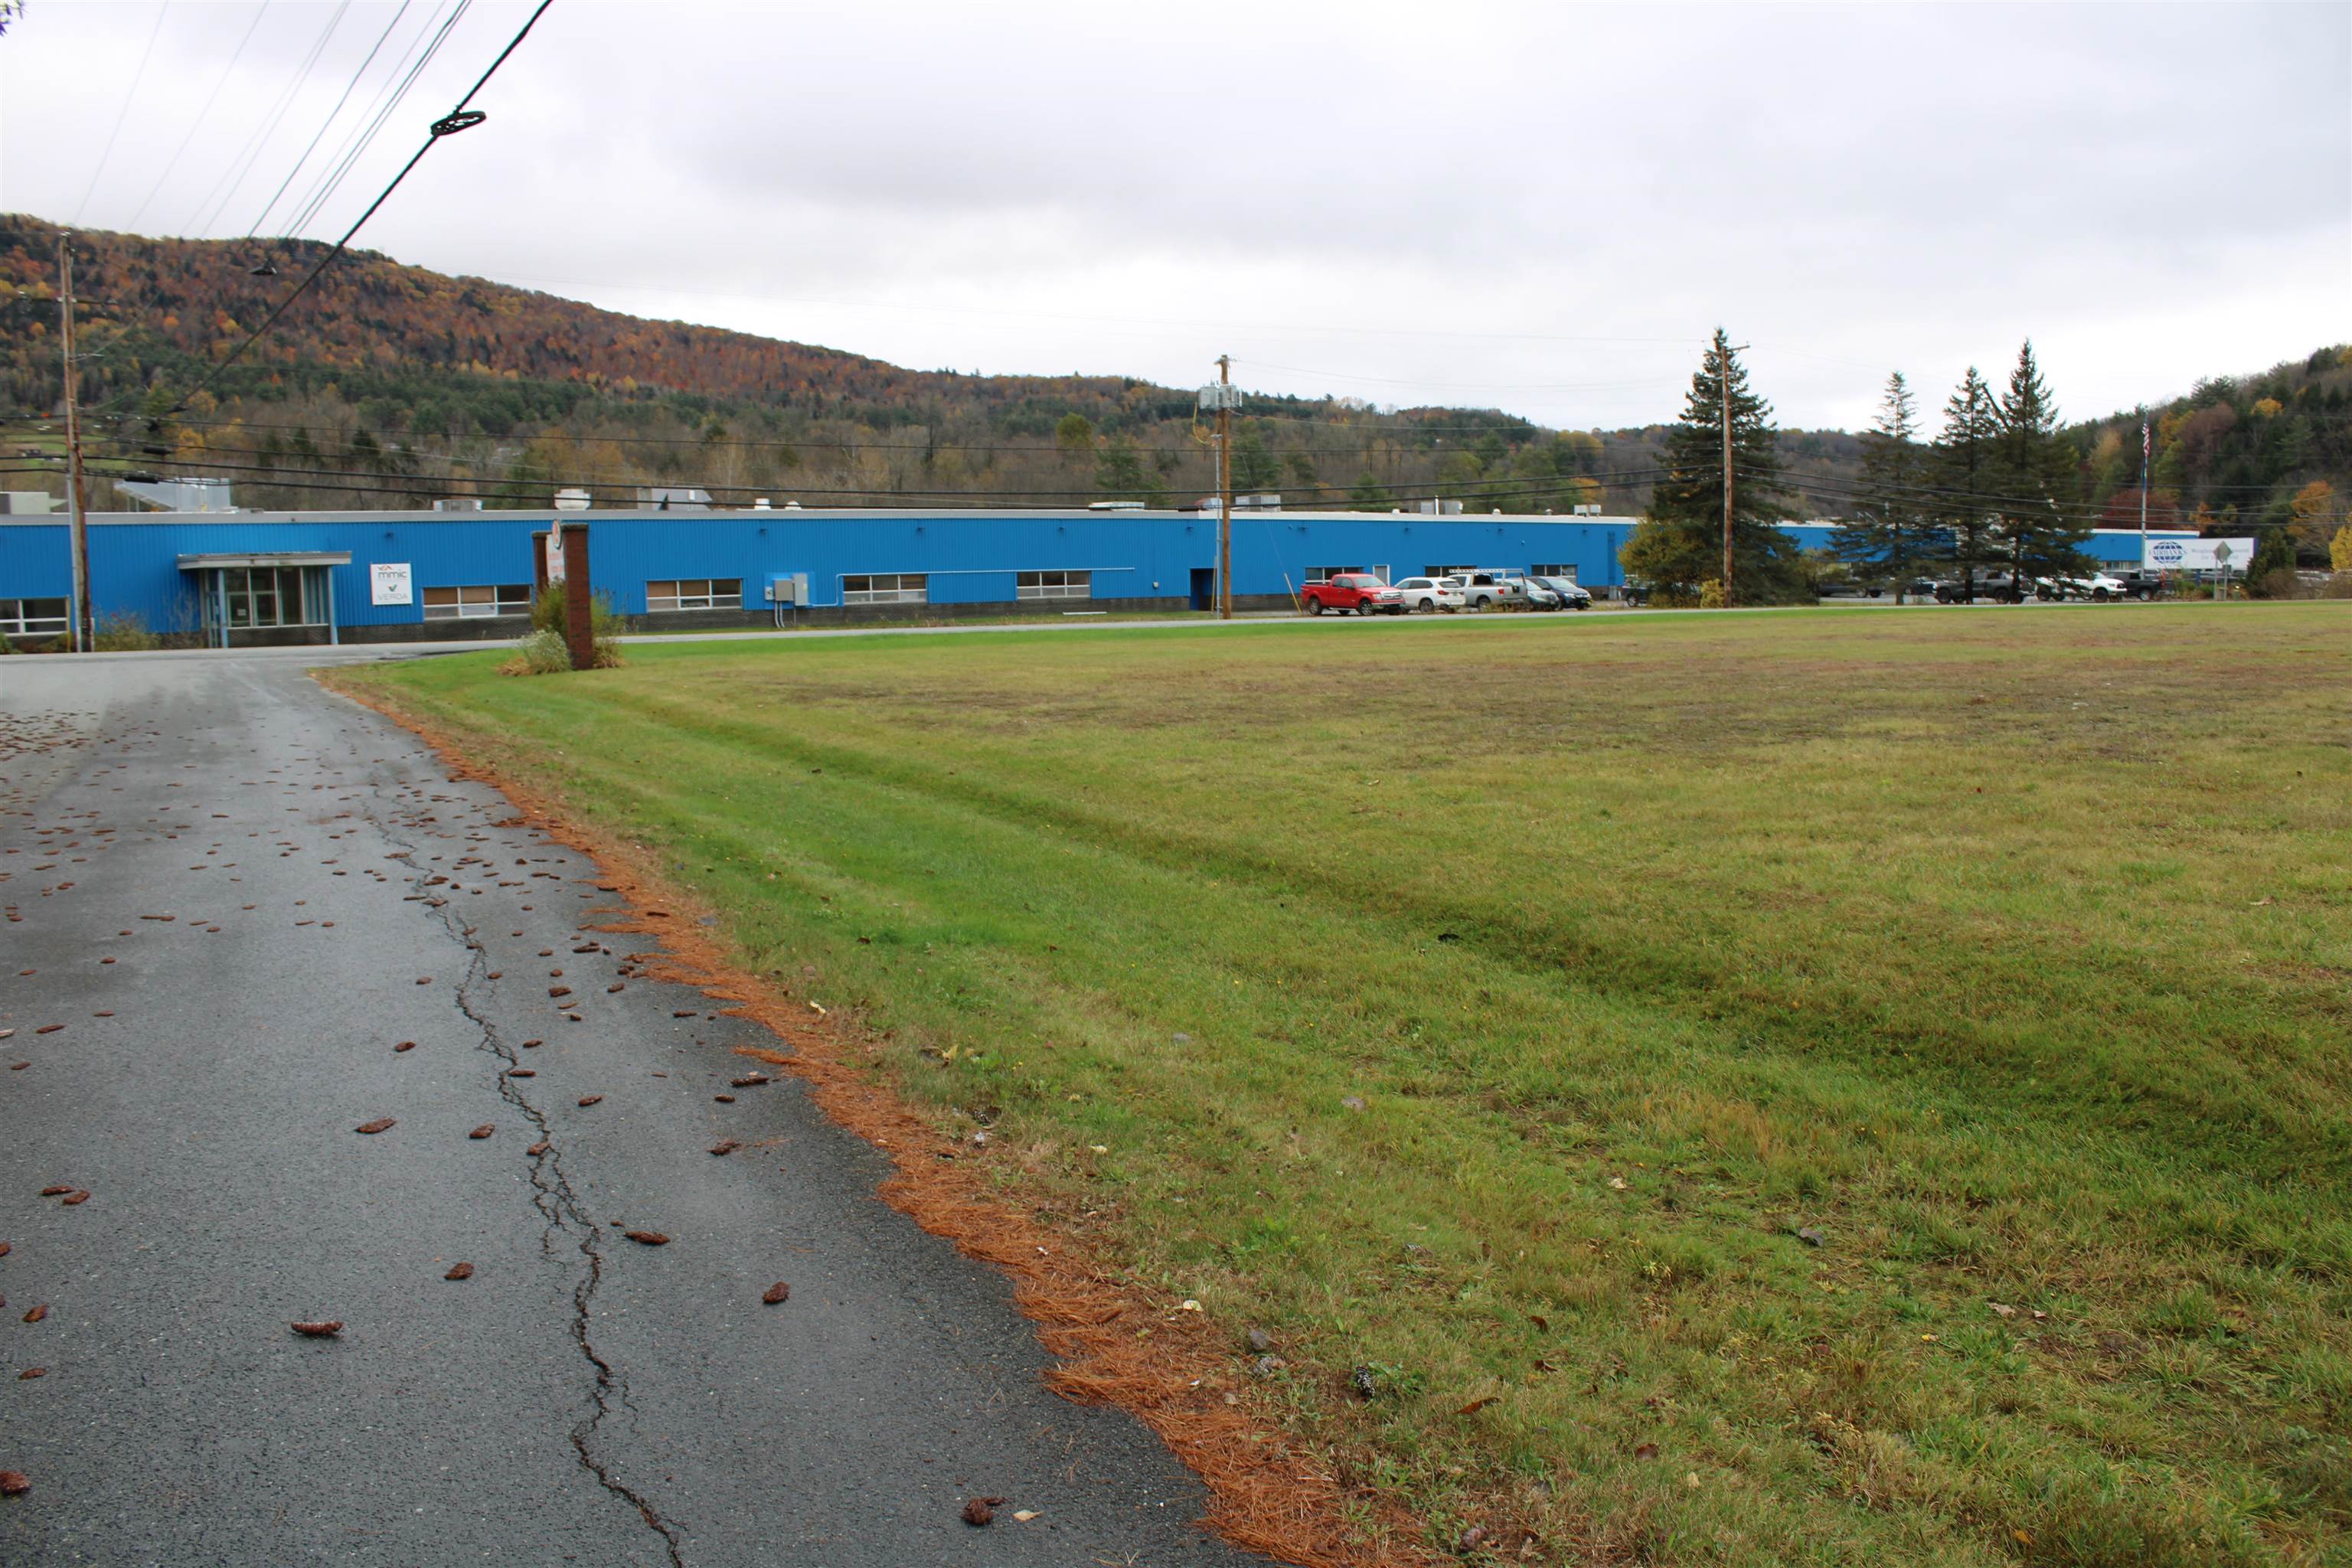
[369,562,413,606]
[2145,537,2255,572]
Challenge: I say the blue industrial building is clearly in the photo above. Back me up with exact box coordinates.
[0,503,2191,646]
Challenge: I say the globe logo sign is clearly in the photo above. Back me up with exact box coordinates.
[2152,541,2184,565]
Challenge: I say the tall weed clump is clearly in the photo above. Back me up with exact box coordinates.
[508,582,625,672]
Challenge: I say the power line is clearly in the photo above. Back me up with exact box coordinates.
[165,0,554,416]
[186,1,354,237]
[266,1,450,238]
[71,2,172,225]
[22,447,1674,508]
[124,2,274,233]
[280,1,470,239]
[243,2,407,237]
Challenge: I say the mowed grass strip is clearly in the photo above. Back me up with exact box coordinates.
[337,605,2352,1567]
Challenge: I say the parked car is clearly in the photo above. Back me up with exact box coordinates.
[1442,572,1514,610]
[2107,571,2165,601]
[2030,573,2128,601]
[1520,581,1563,610]
[1932,573,2030,604]
[1390,576,1467,613]
[1299,573,1400,615]
[1527,574,1592,610]
[1817,579,1886,599]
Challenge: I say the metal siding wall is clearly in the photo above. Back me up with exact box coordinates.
[53,509,1669,622]
[0,524,72,603]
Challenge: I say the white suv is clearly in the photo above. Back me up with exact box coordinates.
[1390,577,1467,612]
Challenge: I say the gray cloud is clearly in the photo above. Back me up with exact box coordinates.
[5,0,2344,430]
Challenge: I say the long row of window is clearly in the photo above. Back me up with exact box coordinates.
[8,570,1102,633]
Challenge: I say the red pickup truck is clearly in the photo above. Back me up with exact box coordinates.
[1299,573,1400,616]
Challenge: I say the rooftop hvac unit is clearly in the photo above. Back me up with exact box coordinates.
[433,498,484,511]
[553,487,592,511]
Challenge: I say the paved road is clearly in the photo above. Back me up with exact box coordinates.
[0,651,1266,1567]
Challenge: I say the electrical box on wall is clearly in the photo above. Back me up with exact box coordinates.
[764,573,809,606]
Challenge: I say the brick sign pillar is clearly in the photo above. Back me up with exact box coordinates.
[561,525,593,670]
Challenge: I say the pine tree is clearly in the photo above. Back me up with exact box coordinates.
[1991,340,2092,584]
[1231,428,1282,492]
[1831,371,1941,598]
[1349,471,1387,509]
[1618,330,1802,603]
[1929,367,2003,597]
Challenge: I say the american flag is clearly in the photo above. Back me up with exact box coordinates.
[2141,420,2151,459]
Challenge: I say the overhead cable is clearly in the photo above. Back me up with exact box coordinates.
[185,1,354,237]
[124,2,275,232]
[243,1,409,237]
[166,0,554,416]
[71,2,172,225]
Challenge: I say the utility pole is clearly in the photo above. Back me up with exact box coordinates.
[1217,354,1233,619]
[59,237,93,652]
[2138,411,2149,551]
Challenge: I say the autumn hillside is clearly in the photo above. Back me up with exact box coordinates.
[0,213,2344,553]
[0,214,1172,430]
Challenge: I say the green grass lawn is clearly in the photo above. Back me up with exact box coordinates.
[334,605,2352,1567]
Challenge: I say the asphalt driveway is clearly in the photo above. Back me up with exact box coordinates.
[0,648,1265,1567]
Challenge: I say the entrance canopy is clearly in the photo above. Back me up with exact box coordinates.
[176,551,352,571]
[178,551,351,647]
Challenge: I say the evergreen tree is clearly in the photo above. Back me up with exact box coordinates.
[1094,436,1149,500]
[1619,330,1802,603]
[1991,340,2092,583]
[1929,367,2003,597]
[1348,471,1387,509]
[1231,428,1282,492]
[1831,371,1942,598]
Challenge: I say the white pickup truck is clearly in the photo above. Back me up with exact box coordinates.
[1441,571,1521,610]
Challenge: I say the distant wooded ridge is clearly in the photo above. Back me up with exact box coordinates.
[1,214,2342,537]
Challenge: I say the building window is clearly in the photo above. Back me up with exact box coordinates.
[645,578,743,612]
[1016,570,1090,600]
[1527,563,1579,582]
[1,596,68,635]
[842,573,928,605]
[223,566,313,628]
[422,583,533,619]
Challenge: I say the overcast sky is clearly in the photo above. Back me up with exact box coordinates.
[5,1,2345,431]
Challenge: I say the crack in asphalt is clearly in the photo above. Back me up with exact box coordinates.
[374,789,688,1568]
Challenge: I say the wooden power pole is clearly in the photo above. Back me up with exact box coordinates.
[59,237,93,652]
[1217,354,1233,619]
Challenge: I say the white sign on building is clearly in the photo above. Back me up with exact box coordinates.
[2144,537,2256,573]
[370,561,413,606]
[544,526,566,583]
